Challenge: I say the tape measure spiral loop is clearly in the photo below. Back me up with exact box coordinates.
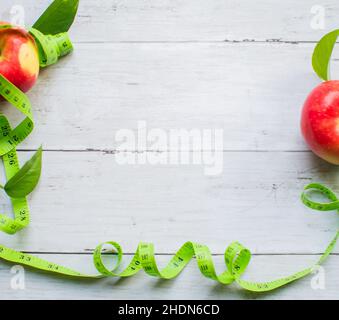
[301,183,339,211]
[92,241,243,284]
[29,28,73,67]
[225,241,251,279]
[93,241,123,276]
[91,241,252,286]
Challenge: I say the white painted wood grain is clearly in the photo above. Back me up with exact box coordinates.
[0,253,337,299]
[0,42,336,151]
[1,0,338,43]
[0,151,337,254]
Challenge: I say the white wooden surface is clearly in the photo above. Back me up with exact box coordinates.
[0,0,338,299]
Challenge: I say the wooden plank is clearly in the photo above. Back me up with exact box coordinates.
[1,0,337,301]
[0,42,336,151]
[0,253,337,299]
[0,150,337,254]
[1,0,338,42]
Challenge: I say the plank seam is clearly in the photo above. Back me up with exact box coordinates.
[71,40,338,45]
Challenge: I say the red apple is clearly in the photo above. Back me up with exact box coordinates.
[301,80,339,164]
[0,22,39,92]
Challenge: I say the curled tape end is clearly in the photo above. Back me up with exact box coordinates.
[301,183,339,211]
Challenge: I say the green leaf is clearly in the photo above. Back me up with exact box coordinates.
[4,147,43,198]
[312,29,339,81]
[33,0,79,35]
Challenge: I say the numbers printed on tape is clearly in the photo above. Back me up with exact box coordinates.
[29,28,73,67]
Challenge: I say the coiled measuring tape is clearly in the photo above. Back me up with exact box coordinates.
[0,25,337,292]
[0,183,337,292]
[0,24,72,156]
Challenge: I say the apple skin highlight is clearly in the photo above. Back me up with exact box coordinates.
[301,80,339,164]
[0,22,40,93]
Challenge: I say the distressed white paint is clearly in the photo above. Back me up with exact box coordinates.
[0,42,337,151]
[0,151,337,255]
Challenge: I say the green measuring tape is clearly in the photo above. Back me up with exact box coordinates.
[0,26,337,292]
[0,24,72,236]
[0,183,337,292]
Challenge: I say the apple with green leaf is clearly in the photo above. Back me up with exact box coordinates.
[0,23,40,92]
[301,30,339,164]
[0,0,78,94]
[0,0,79,199]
